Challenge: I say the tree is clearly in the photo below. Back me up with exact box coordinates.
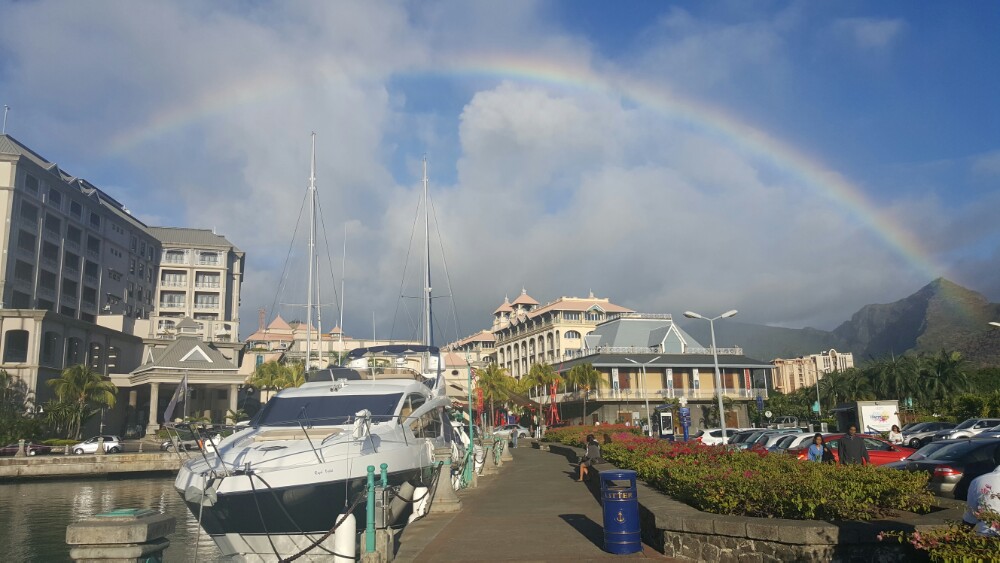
[46,364,117,440]
[867,354,919,403]
[525,363,558,429]
[566,363,601,424]
[248,361,305,402]
[0,370,38,444]
[474,363,510,428]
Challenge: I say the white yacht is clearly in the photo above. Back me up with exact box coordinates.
[174,348,452,559]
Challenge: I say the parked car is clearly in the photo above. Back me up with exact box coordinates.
[739,429,802,450]
[787,434,915,466]
[765,432,817,453]
[770,416,800,429]
[887,438,1000,499]
[0,442,53,456]
[972,424,1000,440]
[723,429,760,446]
[72,435,122,454]
[492,424,530,439]
[902,422,957,448]
[693,428,739,446]
[932,419,1000,442]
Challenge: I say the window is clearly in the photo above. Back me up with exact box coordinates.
[107,346,119,371]
[564,312,581,321]
[398,394,426,424]
[138,262,144,277]
[17,230,35,253]
[25,174,39,193]
[66,225,82,245]
[3,330,29,363]
[14,260,33,283]
[194,293,219,308]
[88,343,105,372]
[564,330,582,339]
[585,312,603,322]
[47,188,62,208]
[39,270,57,290]
[41,241,60,263]
[195,273,220,288]
[20,202,38,223]
[139,241,146,255]
[89,212,101,229]
[82,286,97,305]
[37,298,54,312]
[42,332,62,365]
[70,201,82,218]
[161,271,186,286]
[64,251,80,272]
[164,250,185,264]
[86,236,100,255]
[10,291,31,309]
[130,236,137,252]
[198,252,219,265]
[84,261,99,280]
[129,258,135,274]
[65,337,83,365]
[410,409,443,439]
[62,278,78,299]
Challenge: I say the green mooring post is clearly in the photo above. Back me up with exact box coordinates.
[380,462,388,488]
[366,465,376,554]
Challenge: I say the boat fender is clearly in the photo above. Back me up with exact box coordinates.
[388,481,416,525]
[184,483,217,507]
[333,512,356,563]
[408,487,430,523]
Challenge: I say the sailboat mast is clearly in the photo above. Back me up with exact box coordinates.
[423,157,433,349]
[306,133,317,370]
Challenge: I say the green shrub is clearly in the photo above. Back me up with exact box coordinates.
[550,431,933,521]
[542,424,641,447]
[42,438,78,446]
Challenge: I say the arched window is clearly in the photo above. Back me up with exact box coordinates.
[89,342,105,372]
[564,330,581,339]
[3,330,29,363]
[107,346,120,371]
[42,331,62,365]
[65,337,83,365]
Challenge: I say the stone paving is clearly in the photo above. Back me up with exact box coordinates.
[394,443,673,562]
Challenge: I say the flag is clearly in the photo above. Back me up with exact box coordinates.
[164,372,188,422]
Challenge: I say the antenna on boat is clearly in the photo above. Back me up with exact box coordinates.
[306,132,317,371]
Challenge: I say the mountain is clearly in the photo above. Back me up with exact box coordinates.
[679,278,1000,367]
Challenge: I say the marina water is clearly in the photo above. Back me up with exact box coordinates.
[0,476,225,561]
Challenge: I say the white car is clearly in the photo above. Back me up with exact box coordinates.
[493,424,530,439]
[694,428,751,446]
[766,432,817,452]
[72,435,122,454]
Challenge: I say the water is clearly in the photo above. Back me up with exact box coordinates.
[0,476,227,562]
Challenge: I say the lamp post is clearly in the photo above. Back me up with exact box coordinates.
[684,309,738,443]
[626,356,661,436]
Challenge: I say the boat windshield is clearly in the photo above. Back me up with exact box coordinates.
[255,393,403,427]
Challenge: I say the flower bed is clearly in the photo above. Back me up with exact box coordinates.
[552,427,934,521]
[541,424,642,447]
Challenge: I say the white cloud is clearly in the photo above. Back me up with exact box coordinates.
[0,2,990,342]
[833,17,906,50]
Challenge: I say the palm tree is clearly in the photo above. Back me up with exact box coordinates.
[818,370,851,411]
[567,364,601,424]
[474,363,510,429]
[280,362,306,389]
[918,350,969,409]
[867,354,919,403]
[843,367,875,401]
[526,363,558,431]
[46,364,117,440]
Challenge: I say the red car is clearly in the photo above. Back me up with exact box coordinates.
[788,434,915,465]
[0,442,53,456]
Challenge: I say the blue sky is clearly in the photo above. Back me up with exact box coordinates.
[0,1,997,340]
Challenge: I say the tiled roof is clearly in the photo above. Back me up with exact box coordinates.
[557,352,773,371]
[529,297,632,317]
[511,288,539,306]
[246,331,294,341]
[267,315,292,331]
[147,226,241,252]
[493,298,514,314]
[449,330,495,348]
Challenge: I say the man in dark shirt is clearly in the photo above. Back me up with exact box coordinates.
[837,425,870,465]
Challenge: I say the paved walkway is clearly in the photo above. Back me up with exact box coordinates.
[394,444,671,562]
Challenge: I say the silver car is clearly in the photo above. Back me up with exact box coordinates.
[72,435,122,454]
[932,419,1000,441]
[901,421,956,448]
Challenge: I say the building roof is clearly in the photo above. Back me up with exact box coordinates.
[140,336,237,370]
[556,352,773,371]
[147,226,242,252]
[267,315,292,331]
[493,297,514,314]
[511,288,539,306]
[447,330,495,348]
[520,296,633,321]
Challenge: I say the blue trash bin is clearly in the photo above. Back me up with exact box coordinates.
[600,469,640,554]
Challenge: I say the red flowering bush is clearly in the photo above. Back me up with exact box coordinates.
[547,428,932,521]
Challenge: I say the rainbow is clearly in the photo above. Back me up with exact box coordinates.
[106,53,944,282]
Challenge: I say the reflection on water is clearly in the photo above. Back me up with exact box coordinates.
[0,476,226,562]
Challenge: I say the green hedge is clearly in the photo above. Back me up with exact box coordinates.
[42,439,77,446]
[550,426,933,521]
[541,424,642,447]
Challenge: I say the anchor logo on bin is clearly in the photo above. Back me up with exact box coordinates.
[616,510,625,524]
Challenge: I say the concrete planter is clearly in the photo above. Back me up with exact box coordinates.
[548,443,961,562]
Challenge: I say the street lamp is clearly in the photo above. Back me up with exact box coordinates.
[626,356,661,436]
[684,309,738,444]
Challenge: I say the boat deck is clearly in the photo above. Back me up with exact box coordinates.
[395,443,671,561]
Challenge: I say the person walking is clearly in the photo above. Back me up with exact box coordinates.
[807,433,834,463]
[887,424,904,445]
[577,434,602,482]
[837,425,870,465]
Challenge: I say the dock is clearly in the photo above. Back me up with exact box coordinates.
[395,443,669,561]
[0,451,184,480]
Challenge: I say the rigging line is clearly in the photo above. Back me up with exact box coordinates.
[390,189,424,341]
[315,196,343,332]
[269,189,309,327]
[428,192,463,341]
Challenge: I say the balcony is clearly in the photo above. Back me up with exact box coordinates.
[193,301,220,310]
[195,281,221,289]
[160,279,187,287]
[159,302,186,309]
